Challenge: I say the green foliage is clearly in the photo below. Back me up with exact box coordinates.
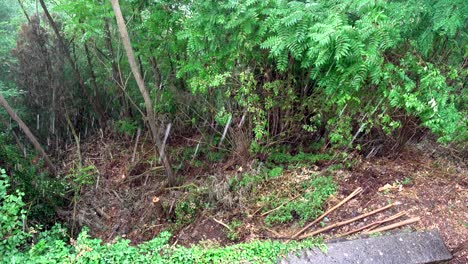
[66,165,97,188]
[225,219,243,242]
[115,119,139,137]
[264,176,337,226]
[0,180,324,263]
[181,0,466,149]
[5,228,323,264]
[174,193,202,228]
[229,172,264,192]
[267,166,283,178]
[0,168,28,257]
[0,133,66,226]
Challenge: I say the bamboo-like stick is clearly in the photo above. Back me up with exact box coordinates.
[364,217,420,234]
[289,187,363,240]
[338,211,406,237]
[298,203,395,239]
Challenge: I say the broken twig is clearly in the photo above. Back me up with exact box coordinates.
[289,187,363,240]
[338,211,406,237]
[364,217,420,234]
[298,202,395,239]
[212,217,233,232]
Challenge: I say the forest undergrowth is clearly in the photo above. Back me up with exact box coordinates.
[0,0,467,263]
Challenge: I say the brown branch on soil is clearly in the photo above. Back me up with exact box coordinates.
[260,194,302,217]
[337,211,406,237]
[298,202,396,239]
[363,217,420,234]
[262,225,283,237]
[92,204,112,220]
[123,166,164,184]
[131,128,141,163]
[289,187,363,240]
[212,218,233,232]
[165,183,199,191]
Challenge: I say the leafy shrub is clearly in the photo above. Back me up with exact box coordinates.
[181,0,466,151]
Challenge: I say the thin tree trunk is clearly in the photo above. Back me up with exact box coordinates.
[0,94,56,175]
[38,0,107,127]
[104,18,130,117]
[111,0,175,185]
[83,33,102,108]
[149,57,161,90]
[16,0,31,23]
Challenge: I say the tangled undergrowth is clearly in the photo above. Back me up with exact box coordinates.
[1,167,325,263]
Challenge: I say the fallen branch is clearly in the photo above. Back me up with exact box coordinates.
[298,202,395,239]
[92,204,111,220]
[338,211,406,237]
[260,194,302,217]
[165,183,199,191]
[131,128,141,163]
[289,187,363,240]
[212,217,233,232]
[262,225,282,237]
[364,217,420,234]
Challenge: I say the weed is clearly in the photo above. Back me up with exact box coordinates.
[206,150,227,163]
[264,176,337,226]
[267,166,283,178]
[369,232,383,238]
[268,151,332,166]
[401,177,412,185]
[174,193,202,228]
[459,220,468,228]
[327,164,344,172]
[114,118,139,137]
[229,173,263,192]
[226,219,243,241]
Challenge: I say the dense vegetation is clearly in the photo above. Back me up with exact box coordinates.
[0,0,466,262]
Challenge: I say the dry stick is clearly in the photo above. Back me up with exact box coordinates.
[338,211,406,237]
[212,218,233,232]
[362,211,405,233]
[364,217,420,234]
[263,225,282,237]
[298,203,395,240]
[289,187,363,240]
[260,194,302,217]
[131,128,141,163]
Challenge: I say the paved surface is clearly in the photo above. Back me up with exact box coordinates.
[280,230,452,264]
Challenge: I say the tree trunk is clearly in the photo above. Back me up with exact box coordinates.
[104,18,131,118]
[0,94,56,175]
[83,33,103,109]
[111,0,175,185]
[38,0,107,127]
[149,57,161,90]
[16,0,31,23]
